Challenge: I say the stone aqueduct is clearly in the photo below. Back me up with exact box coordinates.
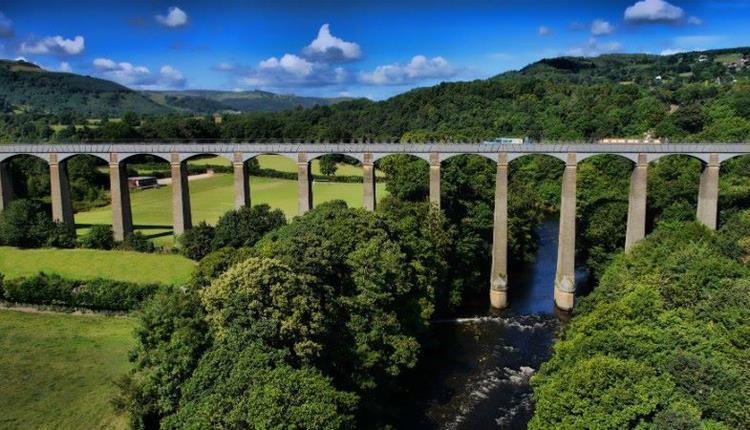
[1,143,747,310]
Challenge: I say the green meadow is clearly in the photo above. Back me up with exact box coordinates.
[75,171,387,245]
[0,310,135,430]
[0,247,195,284]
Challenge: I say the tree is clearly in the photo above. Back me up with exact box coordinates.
[81,225,115,250]
[212,204,286,250]
[0,199,56,248]
[319,154,338,176]
[122,111,140,127]
[179,222,216,261]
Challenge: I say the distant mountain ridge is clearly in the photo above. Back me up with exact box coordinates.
[143,90,354,114]
[0,60,353,116]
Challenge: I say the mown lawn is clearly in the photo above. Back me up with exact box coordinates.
[0,310,135,430]
[0,247,195,284]
[191,154,386,177]
[74,174,388,245]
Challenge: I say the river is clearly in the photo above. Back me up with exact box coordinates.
[392,219,587,429]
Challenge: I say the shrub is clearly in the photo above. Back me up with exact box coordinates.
[0,199,56,248]
[121,231,156,253]
[212,204,286,249]
[81,225,115,250]
[179,222,215,261]
[191,246,254,287]
[0,272,162,311]
[45,221,76,249]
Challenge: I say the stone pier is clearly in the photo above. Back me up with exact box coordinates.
[429,152,440,208]
[48,153,74,229]
[109,154,133,241]
[171,153,192,235]
[297,153,313,215]
[490,153,509,309]
[554,153,577,311]
[696,153,719,230]
[625,153,648,250]
[233,152,250,208]
[362,152,376,211]
[0,161,13,211]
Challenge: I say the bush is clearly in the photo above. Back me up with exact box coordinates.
[45,221,76,249]
[179,222,215,261]
[212,204,286,249]
[81,225,115,250]
[0,199,56,248]
[191,246,254,287]
[0,272,162,311]
[120,231,156,253]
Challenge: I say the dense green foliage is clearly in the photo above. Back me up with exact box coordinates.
[530,219,750,429]
[179,204,286,260]
[118,200,458,428]
[145,89,350,114]
[0,272,161,311]
[0,199,75,248]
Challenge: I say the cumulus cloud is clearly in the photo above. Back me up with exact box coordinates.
[59,62,72,72]
[624,0,685,23]
[538,25,552,36]
[156,6,188,28]
[19,35,85,55]
[237,54,348,88]
[302,24,361,63]
[591,19,614,36]
[92,57,186,89]
[567,38,623,57]
[359,55,457,85]
[0,12,13,38]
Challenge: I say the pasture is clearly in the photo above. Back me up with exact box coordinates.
[0,310,134,430]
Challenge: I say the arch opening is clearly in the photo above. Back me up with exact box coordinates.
[646,154,704,230]
[374,153,430,204]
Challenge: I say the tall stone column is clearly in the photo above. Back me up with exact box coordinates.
[625,153,648,250]
[233,152,250,208]
[554,153,577,311]
[0,160,13,212]
[697,153,720,230]
[171,153,192,235]
[362,152,376,211]
[297,153,312,215]
[490,153,509,309]
[109,153,133,241]
[429,152,440,208]
[48,153,75,230]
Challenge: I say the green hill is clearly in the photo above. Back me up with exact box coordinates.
[143,89,354,113]
[0,60,170,116]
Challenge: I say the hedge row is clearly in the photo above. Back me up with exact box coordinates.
[0,273,162,311]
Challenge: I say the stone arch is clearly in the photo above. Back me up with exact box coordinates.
[118,153,172,164]
[242,152,298,163]
[576,152,638,165]
[439,152,496,163]
[58,152,109,164]
[646,153,709,165]
[178,152,233,163]
[0,152,50,164]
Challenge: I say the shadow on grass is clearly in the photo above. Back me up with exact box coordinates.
[75,223,174,239]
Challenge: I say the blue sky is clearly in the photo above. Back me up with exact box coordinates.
[0,0,748,99]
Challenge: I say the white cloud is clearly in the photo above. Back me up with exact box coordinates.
[687,16,703,25]
[359,55,457,85]
[59,62,72,72]
[0,12,13,38]
[538,25,552,36]
[260,54,314,77]
[660,48,683,55]
[303,24,361,63]
[155,6,188,28]
[624,0,685,23]
[214,62,235,71]
[92,57,186,89]
[19,35,85,55]
[567,38,623,57]
[591,19,614,36]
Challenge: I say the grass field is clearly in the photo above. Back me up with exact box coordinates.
[190,154,386,177]
[0,310,134,430]
[75,174,388,245]
[0,247,195,284]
